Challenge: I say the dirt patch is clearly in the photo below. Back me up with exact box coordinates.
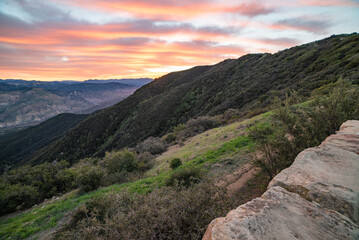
[227,166,260,195]
[222,164,261,195]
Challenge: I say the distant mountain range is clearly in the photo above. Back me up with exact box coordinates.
[2,78,152,88]
[0,78,152,131]
[85,78,153,86]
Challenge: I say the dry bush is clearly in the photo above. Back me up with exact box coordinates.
[137,151,155,171]
[136,137,167,155]
[177,116,220,141]
[222,108,241,122]
[53,179,238,240]
[166,168,202,187]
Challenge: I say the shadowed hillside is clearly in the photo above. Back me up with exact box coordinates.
[0,113,88,171]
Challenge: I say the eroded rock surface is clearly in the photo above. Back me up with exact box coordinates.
[203,120,359,240]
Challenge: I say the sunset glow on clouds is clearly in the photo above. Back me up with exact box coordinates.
[0,0,358,80]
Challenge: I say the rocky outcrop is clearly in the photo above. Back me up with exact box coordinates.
[203,120,359,240]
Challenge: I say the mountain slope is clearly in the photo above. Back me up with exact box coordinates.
[0,113,88,171]
[32,33,359,164]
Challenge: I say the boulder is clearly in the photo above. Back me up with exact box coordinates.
[204,186,358,240]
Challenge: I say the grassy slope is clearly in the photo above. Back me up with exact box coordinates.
[147,112,271,177]
[0,113,271,240]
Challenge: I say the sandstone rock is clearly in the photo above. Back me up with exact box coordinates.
[204,186,358,240]
[269,121,359,223]
[203,120,359,240]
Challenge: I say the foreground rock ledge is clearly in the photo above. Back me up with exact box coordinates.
[203,120,359,240]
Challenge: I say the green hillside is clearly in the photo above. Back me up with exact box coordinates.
[32,33,359,164]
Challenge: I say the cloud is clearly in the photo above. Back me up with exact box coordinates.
[274,17,332,34]
[1,0,77,23]
[49,0,276,20]
[254,37,300,47]
[0,11,31,31]
[104,20,239,35]
[225,3,276,17]
[299,0,359,7]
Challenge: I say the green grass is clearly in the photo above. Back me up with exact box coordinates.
[0,182,147,239]
[0,190,100,239]
[147,112,271,177]
[185,135,254,166]
[0,113,269,239]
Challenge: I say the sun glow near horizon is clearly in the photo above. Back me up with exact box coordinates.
[0,0,358,81]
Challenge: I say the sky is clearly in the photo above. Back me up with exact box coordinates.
[0,0,358,81]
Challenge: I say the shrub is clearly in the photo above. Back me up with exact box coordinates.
[0,160,75,215]
[0,184,40,215]
[176,116,220,141]
[173,123,186,133]
[76,166,104,193]
[249,85,359,178]
[136,137,166,155]
[55,168,77,193]
[104,149,138,174]
[166,168,202,187]
[136,152,155,171]
[186,116,219,134]
[163,133,176,143]
[169,158,182,169]
[222,108,241,122]
[53,179,237,240]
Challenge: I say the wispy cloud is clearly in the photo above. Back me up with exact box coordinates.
[299,0,359,7]
[52,0,276,20]
[225,3,276,17]
[274,17,332,34]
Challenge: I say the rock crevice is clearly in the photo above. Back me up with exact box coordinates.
[203,120,359,240]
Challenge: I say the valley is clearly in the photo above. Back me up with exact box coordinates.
[0,79,152,132]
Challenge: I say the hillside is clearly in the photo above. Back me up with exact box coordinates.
[0,113,88,172]
[0,80,150,131]
[1,94,357,239]
[32,33,359,164]
[0,110,269,239]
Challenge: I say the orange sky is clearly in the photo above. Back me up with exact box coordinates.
[0,0,358,81]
